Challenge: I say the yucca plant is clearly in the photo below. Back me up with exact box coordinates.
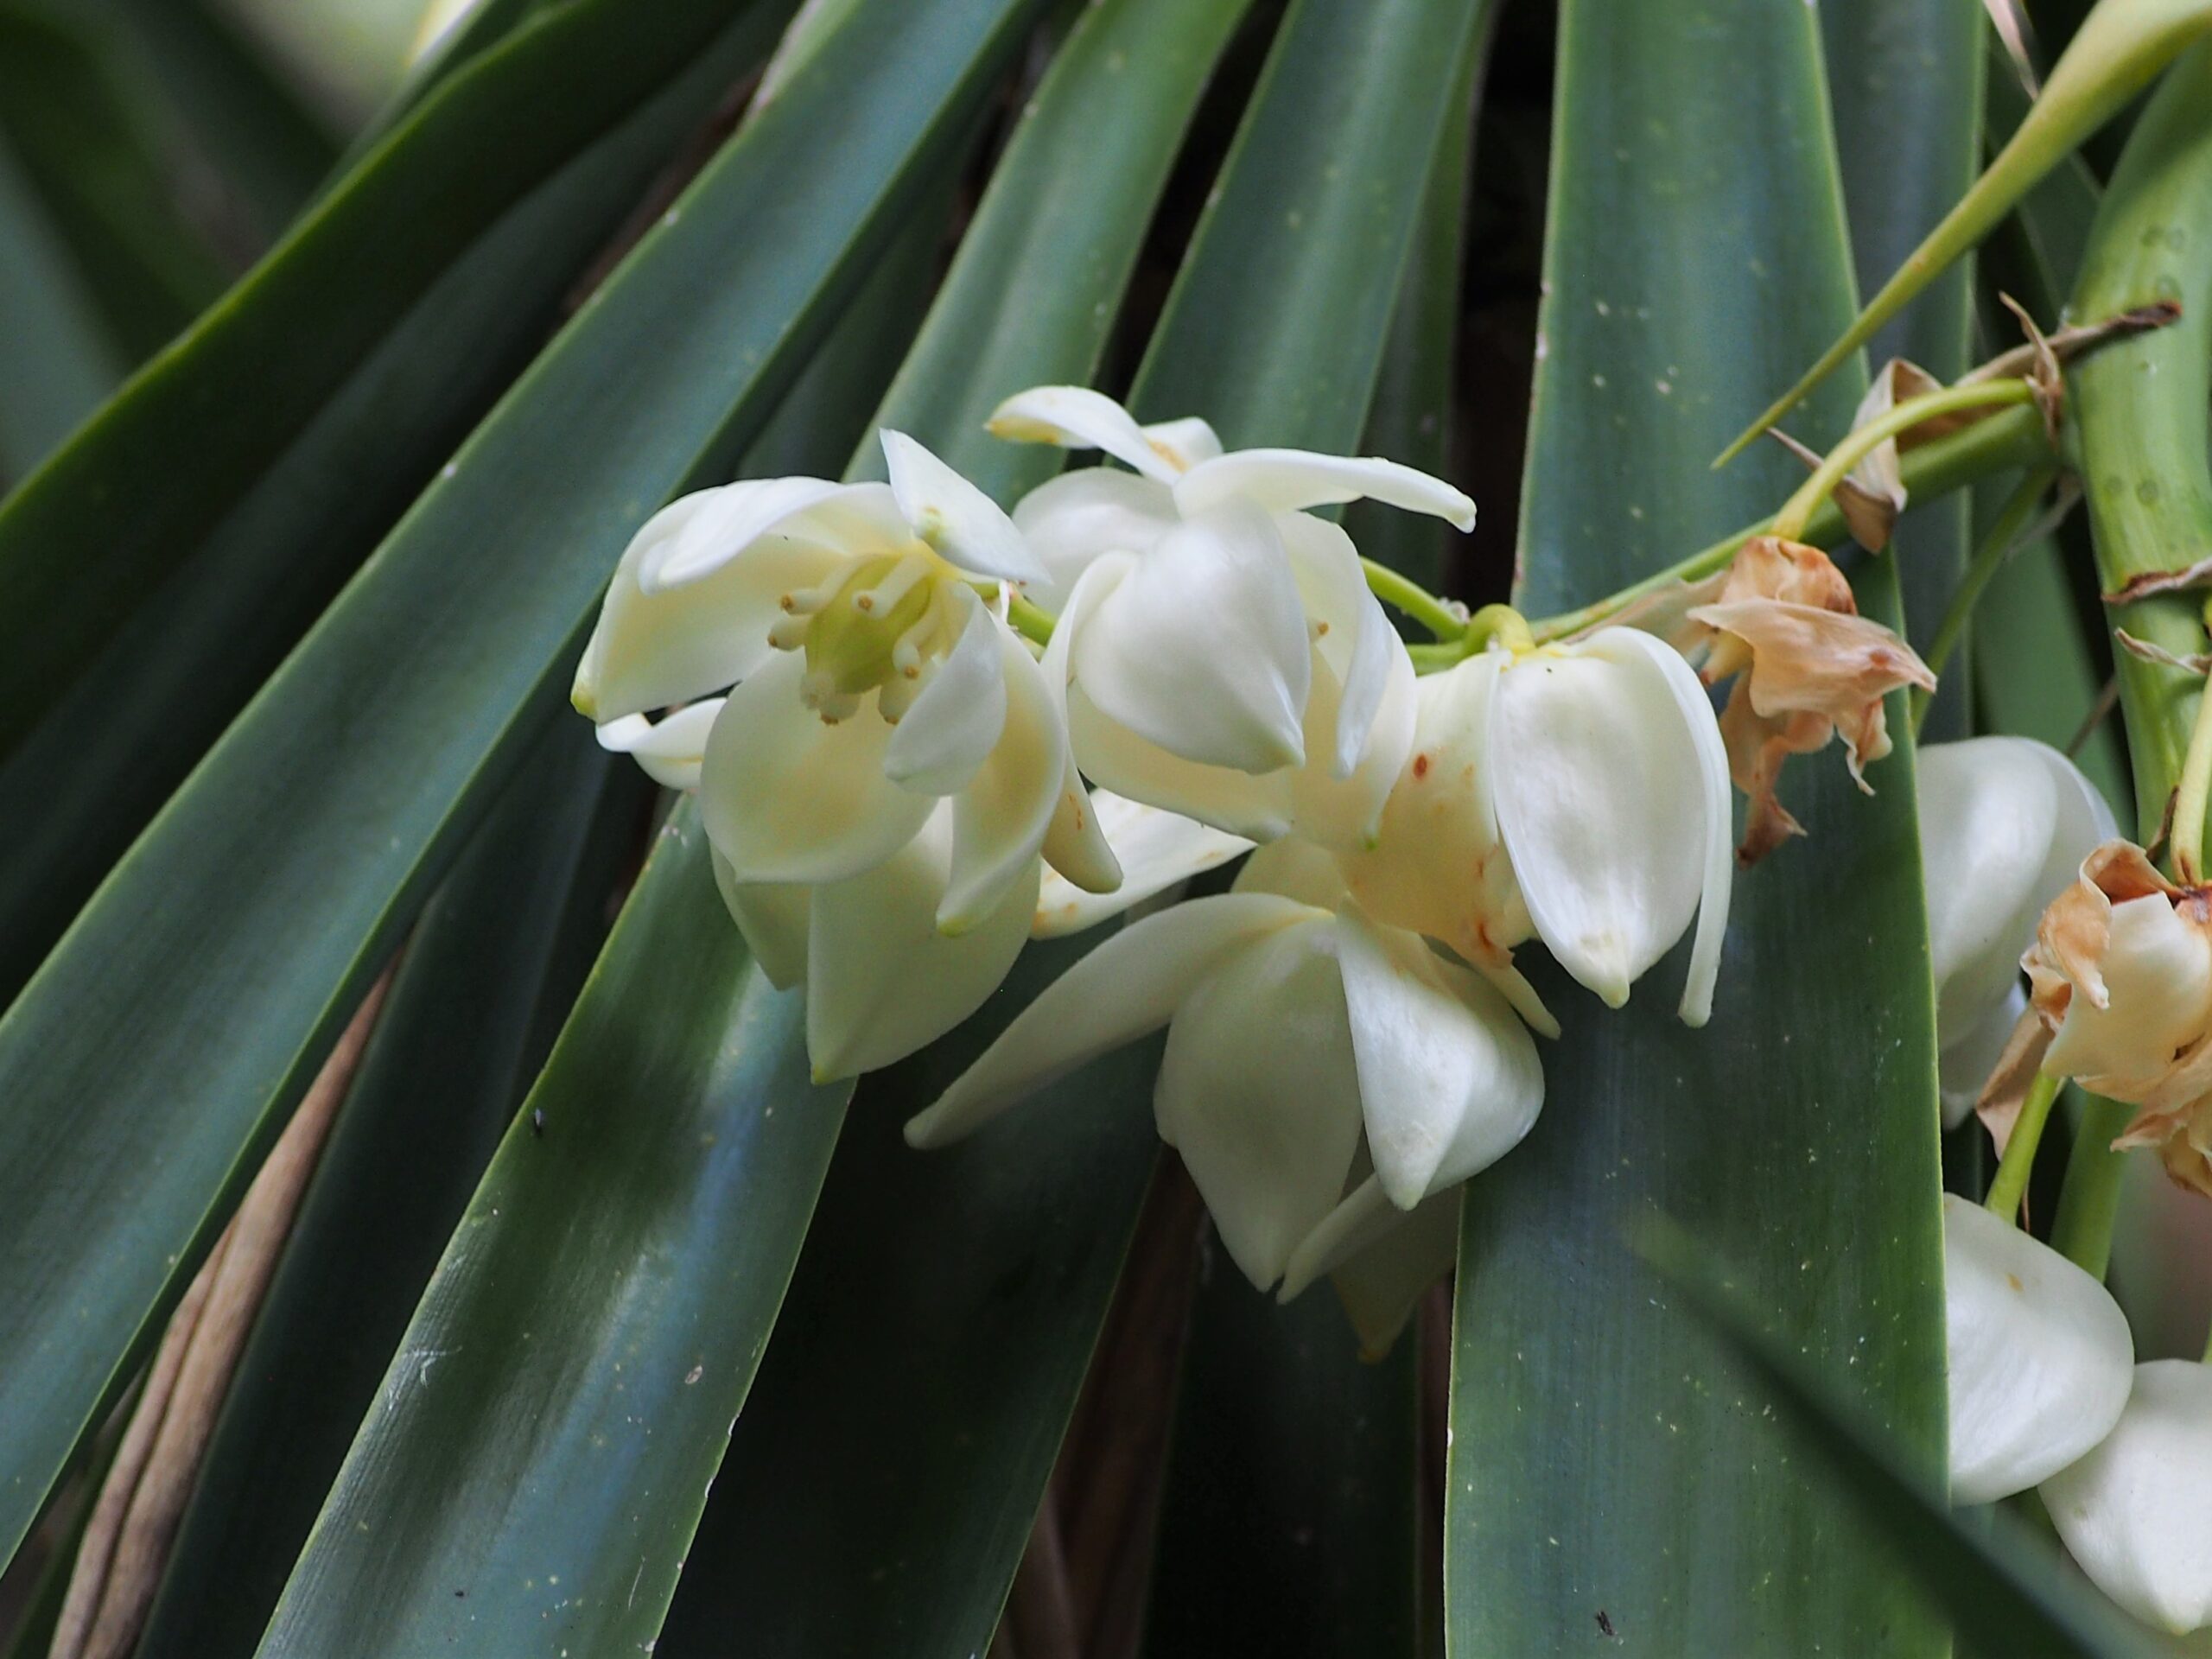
[4,0,2212,1654]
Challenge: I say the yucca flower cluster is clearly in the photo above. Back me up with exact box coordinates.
[573,384,1937,1349]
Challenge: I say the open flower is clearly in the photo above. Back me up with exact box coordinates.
[1942,1194,2134,1505]
[572,432,1120,1080]
[903,842,1542,1297]
[989,385,1473,849]
[1917,738,2115,1128]
[1681,536,1933,863]
[2044,1359,2212,1634]
[1338,627,1732,1028]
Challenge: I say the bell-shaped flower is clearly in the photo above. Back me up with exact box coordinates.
[1917,738,2116,1128]
[989,385,1472,849]
[1340,628,1732,1027]
[572,431,1121,1080]
[903,842,1542,1295]
[1680,537,1934,863]
[1942,1194,2134,1505]
[2044,1359,2212,1634]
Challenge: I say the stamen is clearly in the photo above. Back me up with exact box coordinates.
[767,614,811,652]
[878,669,923,723]
[854,553,932,616]
[814,690,861,724]
[780,585,831,616]
[798,667,839,711]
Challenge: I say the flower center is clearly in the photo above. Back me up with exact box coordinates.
[766,549,961,723]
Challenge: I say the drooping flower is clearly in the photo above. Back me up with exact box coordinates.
[904,842,1542,1297]
[1916,737,2116,1128]
[1941,1194,2134,1506]
[1338,626,1733,1028]
[1680,536,1934,864]
[2044,1359,2212,1635]
[989,385,1473,849]
[572,431,1119,1080]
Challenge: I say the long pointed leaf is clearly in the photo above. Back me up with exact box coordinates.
[1446,2,1947,1649]
[0,0,798,759]
[0,0,1030,1566]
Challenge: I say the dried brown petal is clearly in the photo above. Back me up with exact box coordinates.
[2103,559,2212,607]
[1975,1008,2053,1154]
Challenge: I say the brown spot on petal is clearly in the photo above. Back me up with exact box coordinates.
[1412,753,1431,781]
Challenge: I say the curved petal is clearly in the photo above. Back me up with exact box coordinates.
[709,847,810,992]
[2046,893,2212,1086]
[697,652,931,885]
[1070,688,1296,840]
[1140,415,1222,471]
[1033,792,1249,939]
[804,809,1037,1082]
[1943,1194,2134,1505]
[1335,652,1532,968]
[1276,512,1395,774]
[1278,1173,1399,1302]
[880,428,1046,583]
[1173,448,1476,531]
[1919,738,2070,1039]
[986,384,1184,483]
[882,589,1007,797]
[1289,635,1416,853]
[903,891,1318,1147]
[572,491,843,721]
[1491,632,1731,1023]
[1011,467,1178,611]
[1320,1185,1460,1358]
[2044,1359,2212,1634]
[1074,503,1310,773]
[1154,918,1364,1289]
[594,696,724,791]
[640,477,909,592]
[939,625,1062,932]
[1030,551,1123,895]
[1335,906,1544,1208]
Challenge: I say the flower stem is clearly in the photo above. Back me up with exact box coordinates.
[1526,404,2051,645]
[2050,1093,2135,1279]
[1770,380,2037,543]
[1361,557,1466,640]
[1006,591,1056,648]
[1910,465,2060,736]
[2171,666,2212,883]
[1985,1070,2062,1224]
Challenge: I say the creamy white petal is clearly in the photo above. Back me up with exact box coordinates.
[2045,1360,2212,1634]
[2046,893,2212,1086]
[1173,448,1476,531]
[697,652,931,885]
[1154,917,1364,1289]
[1033,792,1249,939]
[1943,1194,2134,1505]
[881,588,1007,798]
[1072,503,1309,773]
[1491,632,1731,1022]
[940,626,1064,932]
[639,476,910,592]
[804,809,1038,1082]
[904,891,1318,1147]
[1287,636,1417,854]
[880,428,1046,583]
[573,493,842,721]
[1335,652,1535,970]
[1279,1173,1400,1302]
[2109,1150,2212,1363]
[986,385,1183,483]
[1334,906,1544,1209]
[1031,553,1123,896]
[1068,688,1296,840]
[594,697,724,791]
[1011,467,1179,612]
[710,848,810,991]
[1939,985,2028,1131]
[1325,1186,1460,1358]
[1139,415,1223,470]
[1921,738,2113,1045]
[1276,512,1391,775]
